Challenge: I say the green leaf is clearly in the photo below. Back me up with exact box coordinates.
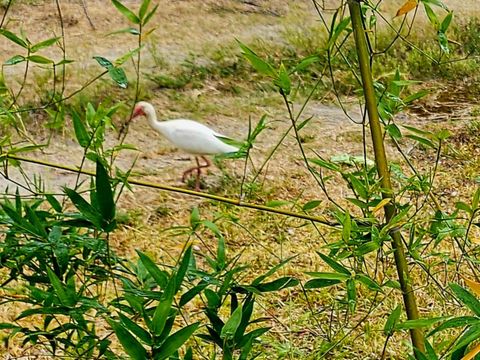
[456,201,472,215]
[31,36,60,53]
[386,124,402,139]
[255,277,299,292]
[143,4,158,26]
[306,272,350,281]
[273,63,291,95]
[406,134,435,149]
[0,29,28,48]
[24,205,47,238]
[108,66,128,88]
[136,251,169,288]
[384,305,402,336]
[180,282,209,307]
[266,200,290,208]
[302,200,321,211]
[4,55,25,65]
[71,109,90,148]
[139,0,151,20]
[175,246,192,294]
[473,188,480,209]
[111,0,140,24]
[190,207,200,230]
[154,322,200,360]
[95,160,116,225]
[47,268,75,307]
[151,284,175,336]
[119,313,152,345]
[427,316,480,337]
[64,188,102,228]
[93,56,113,70]
[354,241,380,256]
[46,194,62,212]
[317,252,351,275]
[221,305,243,340]
[356,273,382,292]
[440,11,453,32]
[342,210,351,243]
[115,46,143,66]
[403,89,429,104]
[308,157,341,172]
[108,318,148,360]
[450,283,480,316]
[304,278,341,289]
[396,316,448,330]
[108,27,141,36]
[27,55,53,64]
[438,30,449,54]
[237,40,276,77]
[328,15,351,50]
[293,55,320,73]
[346,278,356,312]
[251,255,297,286]
[423,3,439,28]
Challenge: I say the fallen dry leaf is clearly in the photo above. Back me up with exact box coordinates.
[395,0,418,17]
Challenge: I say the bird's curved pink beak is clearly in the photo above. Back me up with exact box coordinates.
[130,107,145,120]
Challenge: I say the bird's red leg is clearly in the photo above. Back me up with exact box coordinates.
[181,156,212,190]
[194,157,201,191]
[199,156,211,171]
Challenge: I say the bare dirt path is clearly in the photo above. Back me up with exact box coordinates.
[1,0,478,207]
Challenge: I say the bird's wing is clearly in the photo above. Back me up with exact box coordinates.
[162,120,238,154]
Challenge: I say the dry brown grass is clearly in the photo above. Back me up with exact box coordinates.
[1,0,480,358]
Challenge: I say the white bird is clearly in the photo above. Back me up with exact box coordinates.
[131,101,239,191]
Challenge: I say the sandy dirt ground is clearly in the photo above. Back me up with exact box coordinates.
[0,0,478,207]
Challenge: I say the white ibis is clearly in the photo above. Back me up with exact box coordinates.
[131,101,239,190]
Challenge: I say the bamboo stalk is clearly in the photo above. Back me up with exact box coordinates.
[347,0,425,354]
[2,153,337,227]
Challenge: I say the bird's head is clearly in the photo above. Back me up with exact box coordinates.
[131,101,154,120]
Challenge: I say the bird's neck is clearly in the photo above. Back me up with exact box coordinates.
[146,111,167,136]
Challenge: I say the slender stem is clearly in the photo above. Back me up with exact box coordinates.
[347,0,425,354]
[3,154,338,227]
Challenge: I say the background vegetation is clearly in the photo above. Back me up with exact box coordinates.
[1,0,480,359]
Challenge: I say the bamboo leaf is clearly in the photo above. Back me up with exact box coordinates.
[328,15,351,49]
[136,250,169,288]
[108,66,128,88]
[139,0,151,20]
[27,55,54,64]
[317,252,351,275]
[95,160,116,225]
[0,29,28,48]
[119,313,152,345]
[450,283,480,316]
[31,36,60,53]
[384,305,402,335]
[255,277,299,292]
[221,306,243,340]
[303,200,321,211]
[47,268,75,307]
[4,55,25,65]
[143,4,158,26]
[396,316,448,330]
[64,188,102,228]
[71,109,90,148]
[108,319,148,360]
[304,278,341,289]
[111,0,140,24]
[154,322,200,360]
[237,40,276,77]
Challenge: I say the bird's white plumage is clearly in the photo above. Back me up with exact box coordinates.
[134,101,238,155]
